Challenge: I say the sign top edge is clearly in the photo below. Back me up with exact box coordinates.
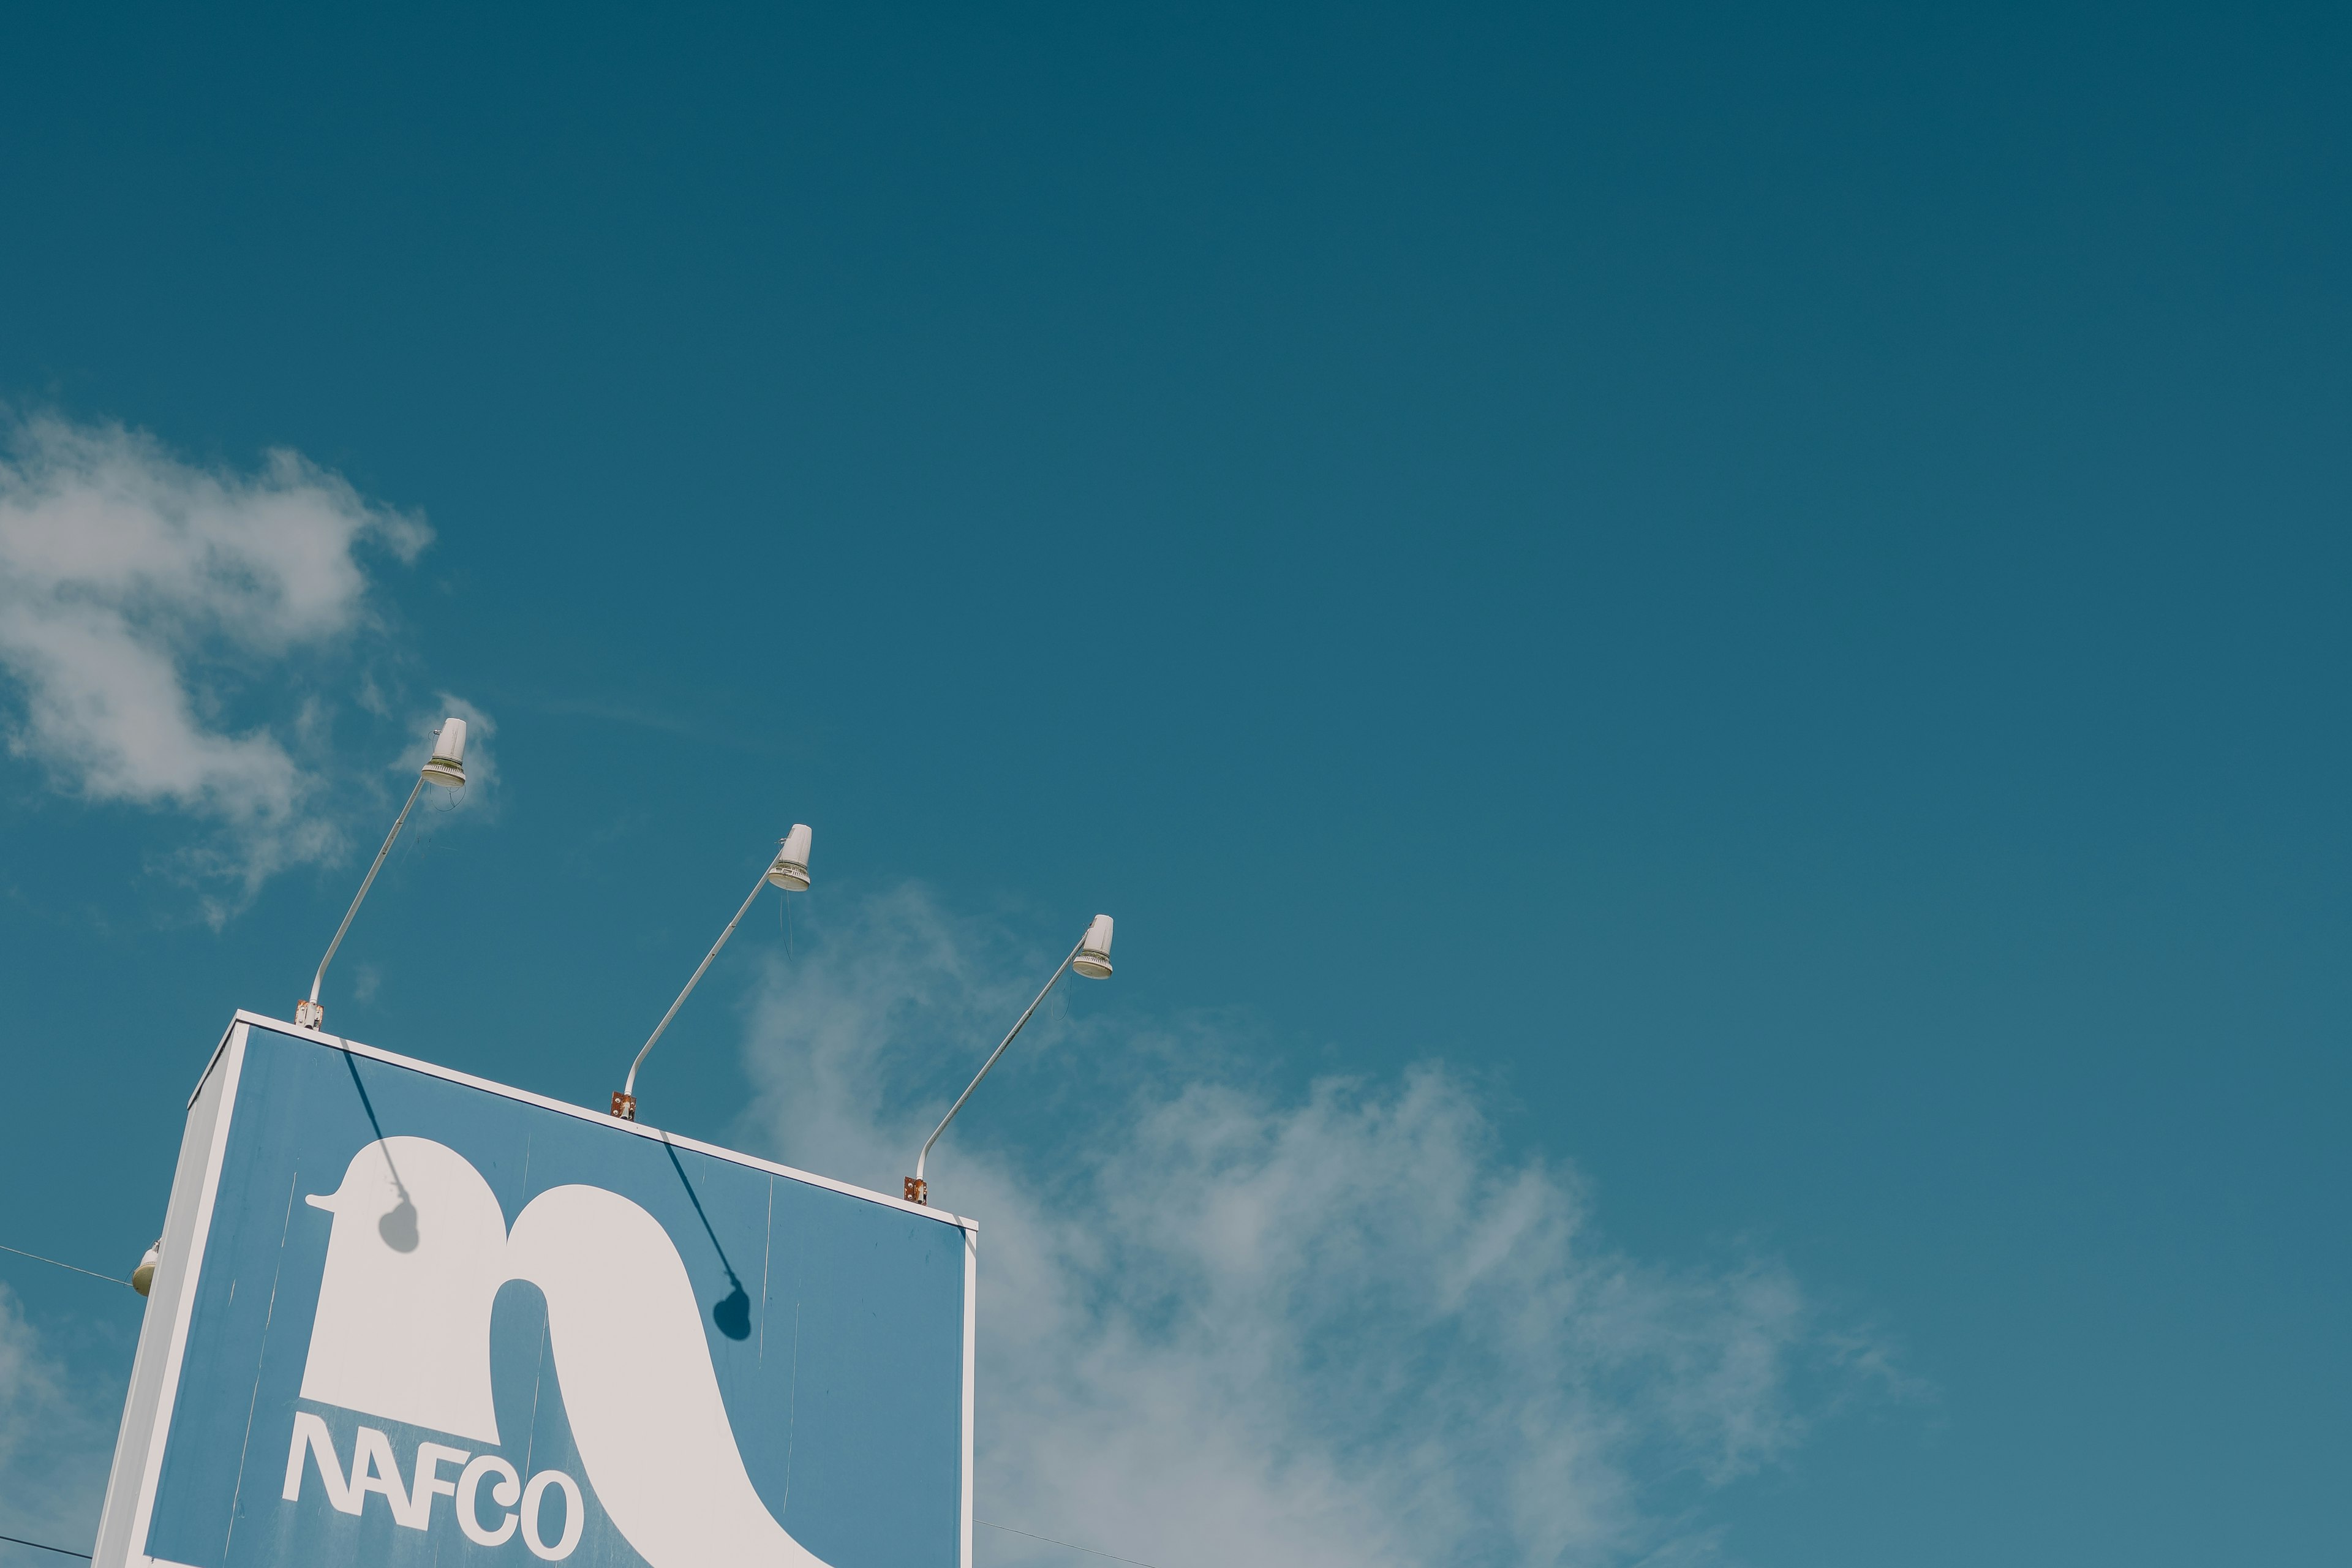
[225,1009,979,1234]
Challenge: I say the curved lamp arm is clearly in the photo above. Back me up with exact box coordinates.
[611,842,804,1123]
[296,772,428,1031]
[905,930,1088,1205]
[295,717,466,1033]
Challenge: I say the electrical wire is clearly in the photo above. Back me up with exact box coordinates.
[0,1253,123,1561]
[0,1532,91,1559]
[978,1519,1161,1567]
[0,1244,127,1287]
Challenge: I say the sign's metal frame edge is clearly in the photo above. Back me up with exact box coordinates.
[97,1019,251,1568]
[94,1012,981,1568]
[222,1011,979,1231]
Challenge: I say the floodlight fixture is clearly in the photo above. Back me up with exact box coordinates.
[420,717,468,787]
[612,827,814,1122]
[131,1239,160,1298]
[1071,913,1115,979]
[769,822,813,890]
[294,717,469,1032]
[905,913,1114,1206]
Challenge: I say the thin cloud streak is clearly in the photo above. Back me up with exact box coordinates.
[736,886,1894,1568]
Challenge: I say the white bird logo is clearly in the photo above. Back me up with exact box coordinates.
[301,1136,834,1568]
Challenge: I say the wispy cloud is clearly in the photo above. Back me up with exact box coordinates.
[0,887,1896,1567]
[737,887,1897,1568]
[0,415,486,914]
[0,1283,115,1562]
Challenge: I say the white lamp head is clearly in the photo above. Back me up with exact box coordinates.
[1071,913,1115,979]
[420,717,468,788]
[767,823,813,890]
[132,1241,160,1297]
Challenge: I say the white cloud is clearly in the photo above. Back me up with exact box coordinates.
[0,415,435,903]
[0,888,1890,1567]
[0,1284,114,1560]
[737,888,1892,1568]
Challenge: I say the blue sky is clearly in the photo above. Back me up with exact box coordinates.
[0,5,2346,1565]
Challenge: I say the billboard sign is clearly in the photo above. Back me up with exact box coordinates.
[94,1014,977,1568]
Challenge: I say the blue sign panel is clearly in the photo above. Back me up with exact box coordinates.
[93,1017,975,1568]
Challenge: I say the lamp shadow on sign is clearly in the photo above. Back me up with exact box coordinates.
[339,1050,418,1253]
[661,1140,753,1341]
